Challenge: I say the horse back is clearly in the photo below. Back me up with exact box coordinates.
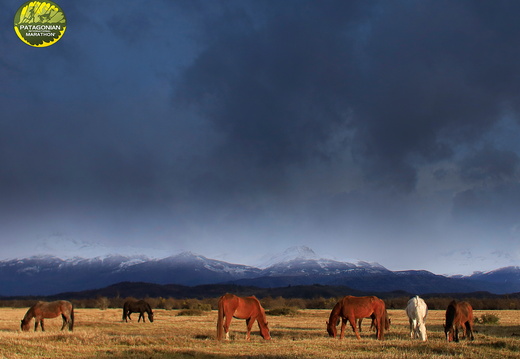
[406,296,427,320]
[457,301,473,323]
[447,300,473,326]
[340,296,382,318]
[34,300,72,319]
[234,296,263,319]
[218,294,240,316]
[135,300,152,312]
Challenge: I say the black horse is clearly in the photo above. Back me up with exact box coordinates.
[122,300,154,323]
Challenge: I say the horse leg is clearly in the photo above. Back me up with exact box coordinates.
[340,318,347,339]
[34,320,39,332]
[41,319,45,332]
[370,314,377,332]
[138,312,145,323]
[348,317,361,339]
[223,315,233,340]
[61,314,67,330]
[376,316,384,340]
[409,318,414,339]
[465,321,474,340]
[357,318,363,332]
[245,318,254,341]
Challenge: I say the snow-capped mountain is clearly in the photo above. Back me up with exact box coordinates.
[464,266,520,285]
[257,246,319,268]
[0,248,519,296]
[0,252,261,296]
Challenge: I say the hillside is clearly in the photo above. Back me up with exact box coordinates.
[0,247,519,296]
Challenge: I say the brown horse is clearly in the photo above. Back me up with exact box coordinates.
[122,299,154,323]
[21,300,74,332]
[327,296,387,340]
[444,300,474,342]
[216,293,271,341]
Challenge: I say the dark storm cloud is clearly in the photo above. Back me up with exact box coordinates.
[2,0,520,272]
[174,0,520,195]
[173,1,369,194]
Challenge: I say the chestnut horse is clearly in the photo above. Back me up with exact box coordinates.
[122,299,154,323]
[327,296,387,340]
[216,293,271,340]
[21,300,74,332]
[444,300,474,342]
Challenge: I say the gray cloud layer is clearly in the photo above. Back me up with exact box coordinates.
[1,0,520,273]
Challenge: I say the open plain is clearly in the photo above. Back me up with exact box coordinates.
[0,307,519,358]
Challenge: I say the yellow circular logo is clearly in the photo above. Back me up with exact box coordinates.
[14,1,66,47]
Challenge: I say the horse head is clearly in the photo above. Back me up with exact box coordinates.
[444,324,456,342]
[417,322,427,341]
[326,320,337,337]
[260,320,271,340]
[20,319,31,332]
[148,311,154,323]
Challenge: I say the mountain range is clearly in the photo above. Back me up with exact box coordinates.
[0,246,518,296]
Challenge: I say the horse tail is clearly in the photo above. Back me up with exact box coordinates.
[70,305,74,331]
[122,303,127,322]
[217,296,225,340]
[376,299,386,340]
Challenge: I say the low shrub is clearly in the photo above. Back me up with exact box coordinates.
[476,313,500,325]
[267,307,300,316]
[177,309,206,316]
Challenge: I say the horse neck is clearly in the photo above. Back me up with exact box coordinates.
[445,310,456,328]
[257,313,267,328]
[23,307,35,321]
[329,303,341,322]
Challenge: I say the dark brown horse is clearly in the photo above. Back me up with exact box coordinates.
[21,300,74,332]
[444,300,474,342]
[216,293,271,340]
[327,296,387,340]
[122,299,154,323]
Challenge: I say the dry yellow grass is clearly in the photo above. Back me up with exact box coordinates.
[0,307,519,358]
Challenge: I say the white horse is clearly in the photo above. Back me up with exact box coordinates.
[405,295,428,341]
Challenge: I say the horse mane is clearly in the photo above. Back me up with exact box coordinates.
[445,300,457,328]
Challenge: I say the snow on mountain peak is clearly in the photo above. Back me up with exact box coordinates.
[256,246,318,268]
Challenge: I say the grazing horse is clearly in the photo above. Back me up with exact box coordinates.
[444,300,474,342]
[216,293,271,341]
[406,295,428,341]
[122,300,154,323]
[21,300,74,332]
[327,296,387,340]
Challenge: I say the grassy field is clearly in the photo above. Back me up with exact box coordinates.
[0,307,519,358]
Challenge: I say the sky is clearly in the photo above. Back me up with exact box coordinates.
[1,0,520,275]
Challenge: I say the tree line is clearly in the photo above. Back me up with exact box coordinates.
[2,295,520,311]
